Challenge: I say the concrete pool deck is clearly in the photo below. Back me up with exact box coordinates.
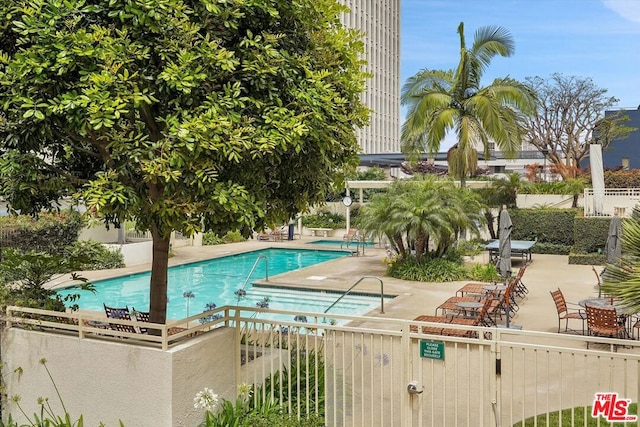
[54,235,613,336]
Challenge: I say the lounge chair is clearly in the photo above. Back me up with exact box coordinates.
[549,288,585,334]
[103,303,137,333]
[411,293,497,338]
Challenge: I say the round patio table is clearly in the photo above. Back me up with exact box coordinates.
[483,284,506,293]
[455,301,483,318]
[579,298,626,311]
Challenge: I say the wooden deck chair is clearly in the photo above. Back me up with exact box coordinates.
[103,303,137,333]
[549,288,585,334]
[585,305,627,349]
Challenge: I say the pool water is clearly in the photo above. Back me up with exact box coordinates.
[58,248,386,320]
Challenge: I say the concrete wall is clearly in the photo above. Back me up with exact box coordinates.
[2,327,236,427]
[104,241,153,267]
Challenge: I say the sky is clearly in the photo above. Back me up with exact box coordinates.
[401,0,640,147]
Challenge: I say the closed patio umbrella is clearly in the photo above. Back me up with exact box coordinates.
[605,215,622,263]
[498,207,512,280]
[498,206,513,327]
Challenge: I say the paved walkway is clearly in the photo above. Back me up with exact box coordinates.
[56,236,608,335]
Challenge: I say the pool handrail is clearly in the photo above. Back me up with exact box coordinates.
[238,254,269,294]
[324,276,384,315]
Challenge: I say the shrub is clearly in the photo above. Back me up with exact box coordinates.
[467,263,501,282]
[568,252,606,265]
[604,169,640,188]
[509,208,577,245]
[0,211,84,255]
[387,257,466,282]
[571,216,610,254]
[203,230,247,245]
[302,212,346,229]
[64,240,125,270]
[531,242,571,255]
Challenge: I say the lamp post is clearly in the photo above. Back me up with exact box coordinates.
[540,148,549,181]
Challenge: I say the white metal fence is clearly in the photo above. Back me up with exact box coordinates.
[234,308,640,426]
[584,188,640,217]
[5,305,640,426]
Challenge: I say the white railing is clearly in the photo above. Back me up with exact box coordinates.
[584,188,640,217]
[4,305,640,426]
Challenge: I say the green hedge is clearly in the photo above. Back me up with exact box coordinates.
[531,242,571,255]
[0,211,84,254]
[509,208,578,245]
[302,213,346,229]
[568,252,606,265]
[571,216,611,254]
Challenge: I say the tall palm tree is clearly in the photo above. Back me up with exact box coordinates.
[401,22,537,186]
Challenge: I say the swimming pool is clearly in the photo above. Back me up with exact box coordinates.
[58,248,386,320]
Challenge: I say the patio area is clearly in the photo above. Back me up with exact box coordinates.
[56,236,635,341]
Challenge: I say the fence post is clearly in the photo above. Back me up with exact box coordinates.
[401,325,411,427]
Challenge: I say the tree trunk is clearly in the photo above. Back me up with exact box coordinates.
[149,225,170,330]
[484,210,496,239]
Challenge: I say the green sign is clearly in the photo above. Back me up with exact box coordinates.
[420,340,445,360]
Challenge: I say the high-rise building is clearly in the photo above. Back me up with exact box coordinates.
[341,0,401,154]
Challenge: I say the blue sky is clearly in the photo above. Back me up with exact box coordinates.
[401,0,640,112]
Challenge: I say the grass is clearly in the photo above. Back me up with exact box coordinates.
[513,403,637,426]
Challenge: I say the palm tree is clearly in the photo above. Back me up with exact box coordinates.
[358,176,485,262]
[401,22,537,186]
[601,208,640,314]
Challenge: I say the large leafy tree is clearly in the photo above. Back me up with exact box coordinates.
[401,22,536,186]
[523,74,635,179]
[0,0,368,325]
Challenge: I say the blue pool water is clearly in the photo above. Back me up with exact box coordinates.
[58,248,386,320]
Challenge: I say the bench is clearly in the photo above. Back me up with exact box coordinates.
[308,227,334,237]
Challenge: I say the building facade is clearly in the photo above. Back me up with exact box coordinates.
[341,0,401,154]
[603,107,640,170]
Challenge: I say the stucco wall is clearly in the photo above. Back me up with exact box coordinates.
[2,327,236,426]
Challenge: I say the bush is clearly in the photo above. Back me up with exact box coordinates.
[203,230,247,245]
[0,211,84,255]
[604,169,640,188]
[509,208,577,245]
[240,413,324,426]
[64,240,125,270]
[531,242,571,255]
[467,263,501,282]
[302,212,346,229]
[568,252,606,265]
[571,216,611,254]
[387,257,467,282]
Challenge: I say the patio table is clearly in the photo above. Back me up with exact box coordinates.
[485,239,536,264]
[455,301,484,318]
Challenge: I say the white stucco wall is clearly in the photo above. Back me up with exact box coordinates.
[516,194,581,209]
[105,241,153,267]
[2,327,236,426]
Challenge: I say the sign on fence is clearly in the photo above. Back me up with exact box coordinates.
[420,340,445,361]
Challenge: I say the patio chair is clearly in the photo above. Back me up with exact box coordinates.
[585,305,627,349]
[132,307,150,334]
[103,303,137,334]
[549,288,585,334]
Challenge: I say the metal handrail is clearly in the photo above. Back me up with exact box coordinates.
[238,254,269,293]
[324,276,385,314]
